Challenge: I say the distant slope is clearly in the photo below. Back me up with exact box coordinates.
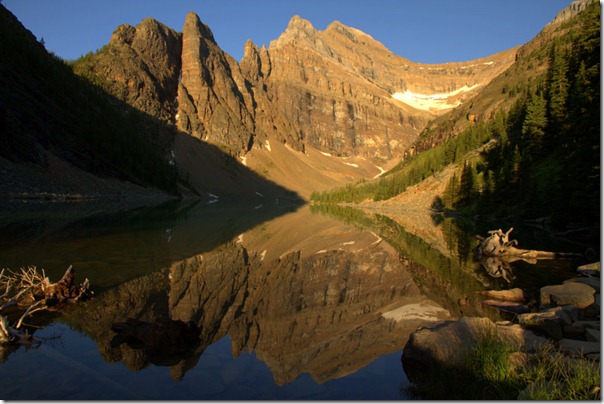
[312,0,600,234]
[412,0,594,152]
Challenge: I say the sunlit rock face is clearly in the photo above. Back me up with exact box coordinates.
[177,12,256,155]
[95,18,182,123]
[84,12,516,165]
[240,16,517,162]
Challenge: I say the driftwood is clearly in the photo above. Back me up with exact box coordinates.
[0,265,92,347]
[473,227,582,259]
[473,228,583,283]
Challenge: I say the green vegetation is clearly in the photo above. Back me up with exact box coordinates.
[312,2,600,235]
[407,332,600,400]
[310,119,495,204]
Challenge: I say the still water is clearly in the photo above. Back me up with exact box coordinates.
[0,200,584,400]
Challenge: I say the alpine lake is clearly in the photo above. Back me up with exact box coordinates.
[0,198,586,400]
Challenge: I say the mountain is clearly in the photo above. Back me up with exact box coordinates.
[413,0,596,152]
[0,5,302,206]
[313,0,599,234]
[0,5,179,206]
[71,11,517,198]
[2,1,591,204]
[251,16,515,159]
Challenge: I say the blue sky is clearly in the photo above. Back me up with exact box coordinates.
[4,0,574,64]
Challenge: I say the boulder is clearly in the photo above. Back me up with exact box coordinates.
[563,324,586,339]
[480,299,529,314]
[577,262,600,277]
[477,287,527,302]
[574,320,600,330]
[402,316,544,375]
[540,282,595,309]
[545,306,575,325]
[403,318,497,373]
[558,339,600,356]
[518,310,564,339]
[563,277,600,292]
[585,328,600,342]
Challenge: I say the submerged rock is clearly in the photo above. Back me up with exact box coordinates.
[477,287,527,302]
[111,317,201,365]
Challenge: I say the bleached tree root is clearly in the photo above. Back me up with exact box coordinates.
[473,227,582,259]
[0,265,92,348]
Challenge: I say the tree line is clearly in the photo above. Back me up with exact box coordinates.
[444,1,599,232]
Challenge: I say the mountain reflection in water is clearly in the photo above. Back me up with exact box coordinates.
[0,201,581,399]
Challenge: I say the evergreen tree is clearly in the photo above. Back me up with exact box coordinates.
[459,162,478,206]
[522,90,548,151]
[546,43,570,140]
[443,172,460,209]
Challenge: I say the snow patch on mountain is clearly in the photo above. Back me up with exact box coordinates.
[391,84,480,112]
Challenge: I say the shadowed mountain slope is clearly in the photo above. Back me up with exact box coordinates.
[0,5,303,205]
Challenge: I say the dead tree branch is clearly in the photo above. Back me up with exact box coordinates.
[0,265,93,348]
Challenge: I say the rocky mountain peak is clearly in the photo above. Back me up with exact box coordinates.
[177,11,255,153]
[325,20,384,50]
[83,17,182,124]
[547,0,594,26]
[270,15,321,49]
[183,11,215,43]
[110,23,136,46]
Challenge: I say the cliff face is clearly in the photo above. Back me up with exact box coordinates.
[177,12,256,154]
[71,11,518,197]
[79,18,182,124]
[242,16,517,161]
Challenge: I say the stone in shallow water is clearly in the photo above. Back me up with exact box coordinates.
[540,282,595,309]
[476,287,527,302]
[577,262,600,277]
[401,316,545,375]
[518,311,564,339]
[480,299,529,314]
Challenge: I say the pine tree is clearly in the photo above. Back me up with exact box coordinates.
[443,172,460,209]
[546,43,570,139]
[522,91,548,151]
[459,162,478,205]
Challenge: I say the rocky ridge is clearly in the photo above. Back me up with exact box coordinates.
[74,11,519,198]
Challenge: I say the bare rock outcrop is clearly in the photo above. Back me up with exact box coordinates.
[177,12,255,155]
[239,15,517,163]
[82,18,182,123]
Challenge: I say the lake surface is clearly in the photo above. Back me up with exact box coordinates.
[0,200,586,400]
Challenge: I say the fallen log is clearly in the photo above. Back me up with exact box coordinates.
[473,228,583,259]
